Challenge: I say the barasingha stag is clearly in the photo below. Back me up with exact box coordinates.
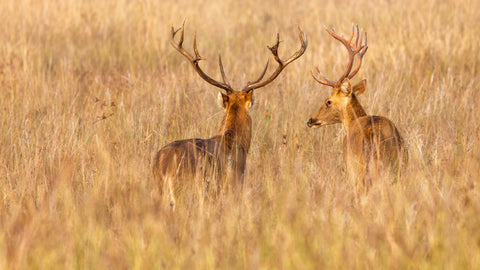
[153,22,307,208]
[307,25,407,189]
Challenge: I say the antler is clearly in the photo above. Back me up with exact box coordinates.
[171,22,307,93]
[312,24,368,88]
[171,21,234,93]
[242,26,308,92]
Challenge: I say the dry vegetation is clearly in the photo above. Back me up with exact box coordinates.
[1,0,480,268]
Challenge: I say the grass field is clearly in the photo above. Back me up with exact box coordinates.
[1,0,480,268]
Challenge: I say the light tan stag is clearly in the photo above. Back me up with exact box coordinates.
[307,25,407,189]
[153,22,307,209]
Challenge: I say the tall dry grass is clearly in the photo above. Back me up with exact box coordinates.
[1,0,479,268]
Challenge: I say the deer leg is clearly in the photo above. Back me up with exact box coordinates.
[166,176,176,212]
[232,148,247,188]
[204,176,211,198]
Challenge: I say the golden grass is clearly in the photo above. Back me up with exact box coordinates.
[1,0,480,268]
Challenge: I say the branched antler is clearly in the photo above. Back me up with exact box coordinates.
[171,22,307,93]
[171,21,234,93]
[312,24,368,88]
[243,26,308,92]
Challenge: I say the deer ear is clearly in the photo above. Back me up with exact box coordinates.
[352,79,366,96]
[218,92,229,108]
[339,78,353,96]
[245,91,254,111]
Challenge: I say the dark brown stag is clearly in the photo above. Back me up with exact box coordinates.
[307,25,407,189]
[153,22,307,208]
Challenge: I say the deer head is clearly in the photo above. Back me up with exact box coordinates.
[307,25,368,128]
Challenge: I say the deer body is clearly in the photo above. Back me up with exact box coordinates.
[307,25,406,186]
[153,91,252,189]
[342,96,406,183]
[153,22,307,209]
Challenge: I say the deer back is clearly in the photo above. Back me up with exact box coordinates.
[343,115,406,173]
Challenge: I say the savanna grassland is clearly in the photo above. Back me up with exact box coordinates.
[1,0,480,268]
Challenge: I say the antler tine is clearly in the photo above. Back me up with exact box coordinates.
[325,27,349,47]
[356,32,363,53]
[170,22,233,93]
[311,67,337,87]
[269,33,281,62]
[218,55,231,87]
[347,31,368,79]
[284,25,309,65]
[193,32,205,62]
[322,25,368,86]
[246,60,269,87]
[354,25,360,48]
[170,19,187,50]
[242,26,308,92]
[348,24,355,45]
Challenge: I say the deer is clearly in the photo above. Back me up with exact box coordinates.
[153,22,307,209]
[306,25,407,190]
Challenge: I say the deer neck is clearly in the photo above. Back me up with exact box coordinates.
[342,95,367,133]
[218,104,252,153]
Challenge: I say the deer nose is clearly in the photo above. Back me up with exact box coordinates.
[307,118,313,127]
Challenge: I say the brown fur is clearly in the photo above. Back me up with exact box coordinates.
[308,80,407,187]
[152,91,253,207]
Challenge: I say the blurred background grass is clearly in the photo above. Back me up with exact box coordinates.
[1,0,479,268]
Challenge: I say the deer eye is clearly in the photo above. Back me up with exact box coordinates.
[326,100,332,107]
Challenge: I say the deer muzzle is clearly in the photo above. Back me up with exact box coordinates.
[307,118,316,128]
